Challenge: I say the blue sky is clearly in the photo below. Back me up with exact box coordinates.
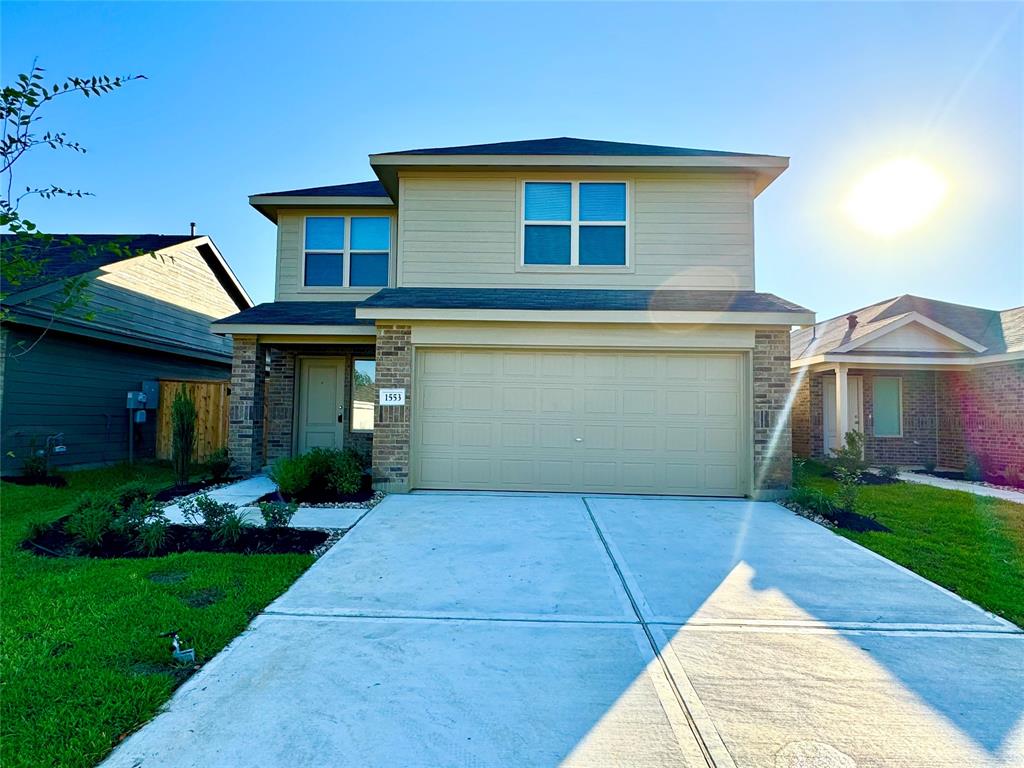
[2,1,1021,318]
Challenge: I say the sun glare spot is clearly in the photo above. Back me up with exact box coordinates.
[843,156,949,237]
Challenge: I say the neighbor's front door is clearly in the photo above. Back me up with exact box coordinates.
[298,357,346,453]
[823,375,864,456]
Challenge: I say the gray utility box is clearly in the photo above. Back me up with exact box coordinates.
[141,380,160,409]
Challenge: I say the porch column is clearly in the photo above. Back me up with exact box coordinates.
[834,363,849,448]
[228,334,266,474]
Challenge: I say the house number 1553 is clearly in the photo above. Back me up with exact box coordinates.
[379,388,406,406]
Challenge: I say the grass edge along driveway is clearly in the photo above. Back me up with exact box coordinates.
[802,461,1024,628]
[1,463,314,768]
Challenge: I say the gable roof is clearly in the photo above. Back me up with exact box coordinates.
[791,294,1024,363]
[375,137,769,158]
[1,234,252,312]
[1,234,198,295]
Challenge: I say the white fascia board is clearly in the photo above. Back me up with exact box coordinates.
[832,312,986,354]
[354,307,814,326]
[790,350,1023,370]
[209,323,376,336]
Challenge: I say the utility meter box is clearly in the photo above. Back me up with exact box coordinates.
[141,380,160,409]
[127,391,148,410]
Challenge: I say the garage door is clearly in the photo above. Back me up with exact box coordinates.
[413,348,747,496]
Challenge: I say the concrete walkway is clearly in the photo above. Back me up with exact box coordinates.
[161,475,370,529]
[104,494,1024,768]
[898,471,1024,504]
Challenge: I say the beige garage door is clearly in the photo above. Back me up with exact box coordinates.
[413,348,747,496]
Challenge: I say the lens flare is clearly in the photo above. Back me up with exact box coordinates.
[842,157,949,237]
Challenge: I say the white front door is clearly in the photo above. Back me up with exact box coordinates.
[298,358,346,453]
[823,375,864,456]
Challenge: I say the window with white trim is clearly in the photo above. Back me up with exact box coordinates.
[303,216,390,287]
[522,181,627,266]
[872,376,903,437]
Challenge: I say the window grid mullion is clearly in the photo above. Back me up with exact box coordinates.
[342,217,351,287]
[570,182,580,266]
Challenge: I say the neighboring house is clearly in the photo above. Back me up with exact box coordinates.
[1,234,252,473]
[213,137,814,498]
[790,295,1024,480]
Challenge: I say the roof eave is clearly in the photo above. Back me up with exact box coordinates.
[248,194,395,223]
[368,153,790,199]
[354,307,814,325]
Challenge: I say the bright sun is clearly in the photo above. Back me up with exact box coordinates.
[842,156,949,238]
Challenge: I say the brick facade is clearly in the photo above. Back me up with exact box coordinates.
[228,335,265,474]
[265,348,296,464]
[752,328,793,495]
[936,361,1024,481]
[371,324,413,492]
[795,362,1023,480]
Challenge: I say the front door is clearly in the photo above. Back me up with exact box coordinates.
[298,357,346,453]
[823,375,864,456]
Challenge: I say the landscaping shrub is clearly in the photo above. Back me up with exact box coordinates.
[20,444,50,481]
[207,447,232,483]
[878,465,901,482]
[792,458,808,488]
[180,494,236,530]
[212,510,250,546]
[790,486,837,520]
[269,447,367,501]
[66,483,171,554]
[923,459,937,473]
[269,455,313,498]
[112,481,154,512]
[829,430,865,512]
[963,453,983,482]
[65,493,116,550]
[259,501,297,528]
[171,385,197,488]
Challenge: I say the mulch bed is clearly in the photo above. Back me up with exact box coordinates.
[256,474,374,505]
[22,516,329,559]
[3,475,68,488]
[153,478,241,503]
[828,509,890,532]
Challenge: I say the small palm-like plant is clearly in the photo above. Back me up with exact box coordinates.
[171,385,197,488]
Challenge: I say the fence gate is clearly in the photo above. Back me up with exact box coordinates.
[155,379,230,462]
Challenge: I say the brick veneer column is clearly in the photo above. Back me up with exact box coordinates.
[372,324,412,492]
[265,348,296,464]
[752,328,793,497]
[228,334,266,474]
[790,370,812,458]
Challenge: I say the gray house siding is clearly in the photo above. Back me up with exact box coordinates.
[1,327,229,474]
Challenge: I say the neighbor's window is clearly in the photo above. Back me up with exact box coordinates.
[304,216,390,287]
[873,377,902,437]
[523,181,627,266]
[351,359,376,432]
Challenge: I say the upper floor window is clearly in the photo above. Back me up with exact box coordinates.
[522,181,627,267]
[304,216,390,287]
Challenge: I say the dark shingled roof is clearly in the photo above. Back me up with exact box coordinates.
[214,301,374,327]
[376,137,773,158]
[791,294,1024,360]
[0,234,198,294]
[359,288,810,314]
[253,180,390,199]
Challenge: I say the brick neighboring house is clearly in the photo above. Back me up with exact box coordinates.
[791,295,1024,484]
[213,137,816,499]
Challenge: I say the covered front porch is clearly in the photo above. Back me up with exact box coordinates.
[211,301,380,475]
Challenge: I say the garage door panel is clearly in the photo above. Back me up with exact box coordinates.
[414,349,746,496]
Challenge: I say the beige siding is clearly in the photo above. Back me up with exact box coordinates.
[27,244,239,357]
[397,171,754,290]
[275,208,397,302]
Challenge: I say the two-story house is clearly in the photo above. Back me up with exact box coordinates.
[213,138,814,498]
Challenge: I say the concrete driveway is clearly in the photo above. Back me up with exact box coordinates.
[104,494,1024,768]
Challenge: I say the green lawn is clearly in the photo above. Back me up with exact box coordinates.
[801,462,1024,627]
[0,463,314,768]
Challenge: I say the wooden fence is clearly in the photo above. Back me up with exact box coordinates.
[155,379,230,462]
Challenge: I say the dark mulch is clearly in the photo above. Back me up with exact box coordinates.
[911,469,1024,490]
[860,473,901,486]
[829,509,890,533]
[152,477,240,502]
[256,474,374,505]
[2,475,68,488]
[22,516,328,559]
